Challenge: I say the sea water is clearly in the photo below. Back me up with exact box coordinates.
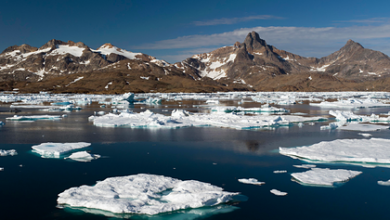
[1,97,390,219]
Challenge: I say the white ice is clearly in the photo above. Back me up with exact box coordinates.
[6,115,63,121]
[280,138,390,166]
[293,164,316,169]
[270,189,287,196]
[311,98,390,108]
[57,174,240,215]
[338,123,389,131]
[32,142,91,158]
[273,170,287,173]
[0,149,17,156]
[330,110,390,123]
[291,168,362,187]
[65,151,100,162]
[378,180,390,186]
[89,109,325,130]
[358,133,372,138]
[238,178,265,185]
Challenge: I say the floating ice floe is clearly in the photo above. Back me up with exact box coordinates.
[338,123,389,131]
[57,174,242,215]
[238,178,265,185]
[280,138,390,167]
[291,168,362,187]
[293,164,316,169]
[270,189,287,196]
[32,142,91,158]
[358,133,372,138]
[211,104,288,114]
[89,109,326,130]
[6,115,63,121]
[330,110,390,123]
[0,167,3,171]
[65,151,100,162]
[377,180,390,186]
[273,170,287,174]
[310,98,390,109]
[0,149,17,156]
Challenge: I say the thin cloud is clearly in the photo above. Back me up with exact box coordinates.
[337,17,390,24]
[135,25,390,50]
[194,15,283,26]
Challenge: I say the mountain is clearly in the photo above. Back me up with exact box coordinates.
[1,32,390,93]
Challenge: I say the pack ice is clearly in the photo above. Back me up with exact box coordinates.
[57,174,240,215]
[32,142,91,158]
[279,138,390,166]
[291,168,362,187]
[89,109,325,130]
[310,98,390,108]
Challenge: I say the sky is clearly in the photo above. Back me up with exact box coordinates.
[1,0,390,63]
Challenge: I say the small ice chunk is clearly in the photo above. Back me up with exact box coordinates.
[273,170,287,174]
[358,133,372,138]
[6,115,62,121]
[0,167,4,171]
[238,178,265,185]
[32,142,91,158]
[57,174,240,215]
[293,164,316,169]
[291,168,362,187]
[0,149,17,156]
[270,189,287,196]
[378,180,390,186]
[65,151,100,162]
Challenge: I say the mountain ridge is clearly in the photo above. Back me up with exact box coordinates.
[1,32,390,93]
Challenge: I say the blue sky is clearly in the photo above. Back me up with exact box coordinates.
[1,0,390,63]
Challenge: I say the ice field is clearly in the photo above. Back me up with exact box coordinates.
[1,91,390,219]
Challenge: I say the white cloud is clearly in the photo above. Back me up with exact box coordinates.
[336,17,390,24]
[194,15,283,26]
[136,25,390,50]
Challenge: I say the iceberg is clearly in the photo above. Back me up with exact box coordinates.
[238,178,265,185]
[291,168,362,187]
[65,151,100,162]
[0,149,17,156]
[32,142,91,158]
[270,189,287,196]
[57,174,241,215]
[280,138,390,166]
[6,115,63,121]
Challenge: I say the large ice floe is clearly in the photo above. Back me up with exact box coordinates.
[310,98,390,108]
[6,115,63,121]
[89,109,325,130]
[32,142,91,158]
[211,104,288,114]
[57,174,242,215]
[270,189,287,196]
[0,149,17,156]
[291,168,362,187]
[377,180,390,186]
[65,151,100,162]
[279,138,390,167]
[329,110,390,123]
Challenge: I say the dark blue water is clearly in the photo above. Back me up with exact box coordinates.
[1,101,390,220]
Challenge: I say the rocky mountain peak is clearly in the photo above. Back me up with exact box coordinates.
[243,31,267,53]
[1,44,38,55]
[39,39,67,50]
[340,39,364,52]
[98,43,115,50]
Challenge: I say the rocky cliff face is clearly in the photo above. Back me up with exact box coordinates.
[1,32,390,93]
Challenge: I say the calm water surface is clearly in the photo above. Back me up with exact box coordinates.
[0,100,390,220]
